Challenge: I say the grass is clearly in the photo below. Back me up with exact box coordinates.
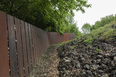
[82,21,116,46]
[57,21,116,51]
[90,21,116,39]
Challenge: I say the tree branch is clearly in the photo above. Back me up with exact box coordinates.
[10,0,15,14]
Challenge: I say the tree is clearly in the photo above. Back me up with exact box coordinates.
[64,13,82,37]
[91,14,116,31]
[0,0,91,33]
[82,23,91,34]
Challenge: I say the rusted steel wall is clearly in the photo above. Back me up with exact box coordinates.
[57,33,61,43]
[0,11,75,77]
[0,12,50,77]
[7,14,19,77]
[6,15,50,77]
[15,18,24,77]
[48,32,75,45]
[0,11,9,77]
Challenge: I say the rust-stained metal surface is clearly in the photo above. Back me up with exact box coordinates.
[20,20,28,77]
[25,22,31,74]
[48,32,75,45]
[0,11,9,77]
[48,32,51,45]
[39,29,44,57]
[35,27,38,62]
[69,33,71,40]
[28,24,32,72]
[46,31,49,48]
[32,26,36,65]
[72,33,75,39]
[7,14,18,77]
[29,24,33,70]
[57,33,61,43]
[63,33,67,42]
[37,28,41,59]
[61,34,63,42]
[37,28,40,59]
[33,26,38,64]
[31,26,35,66]
[15,18,24,77]
[64,33,69,42]
[50,32,57,44]
[0,11,75,77]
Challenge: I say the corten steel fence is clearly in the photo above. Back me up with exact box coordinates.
[48,32,75,44]
[0,11,75,77]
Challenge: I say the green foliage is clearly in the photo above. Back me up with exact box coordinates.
[96,48,102,53]
[91,14,116,31]
[102,29,114,39]
[64,13,82,37]
[84,37,92,45]
[0,0,91,33]
[82,23,91,34]
[90,21,116,40]
[82,21,116,46]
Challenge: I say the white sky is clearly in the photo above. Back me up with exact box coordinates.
[74,0,116,32]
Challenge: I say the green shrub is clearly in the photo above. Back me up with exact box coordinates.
[84,37,93,45]
[96,48,102,53]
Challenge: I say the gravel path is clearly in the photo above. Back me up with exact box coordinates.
[30,45,60,77]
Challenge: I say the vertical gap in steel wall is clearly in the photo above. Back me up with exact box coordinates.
[33,29,35,66]
[33,29,35,67]
[32,28,34,67]
[35,29,37,63]
[14,17,19,77]
[33,28,35,66]
[31,28,33,66]
[6,14,11,77]
[30,25,32,70]
[30,29,32,72]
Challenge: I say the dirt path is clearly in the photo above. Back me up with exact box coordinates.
[30,45,60,77]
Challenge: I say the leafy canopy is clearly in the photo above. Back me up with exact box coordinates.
[0,0,91,34]
[91,14,116,31]
[82,23,91,34]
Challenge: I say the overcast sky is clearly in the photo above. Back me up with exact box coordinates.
[74,0,116,32]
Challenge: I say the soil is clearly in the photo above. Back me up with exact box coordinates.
[29,45,60,77]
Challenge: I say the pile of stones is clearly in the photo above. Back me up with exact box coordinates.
[57,37,116,77]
